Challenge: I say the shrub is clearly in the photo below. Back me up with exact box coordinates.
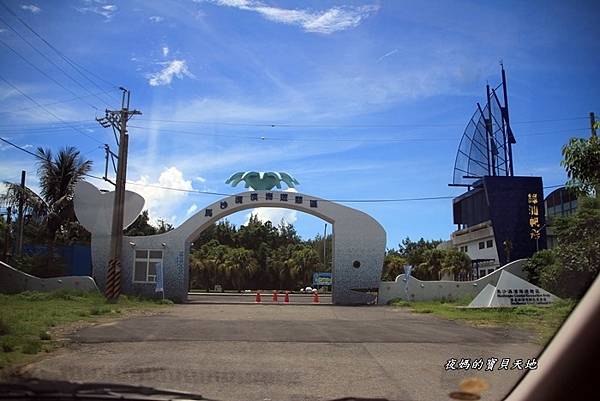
[1,336,17,352]
[22,339,42,354]
[12,253,66,278]
[524,250,557,286]
[0,317,9,335]
[89,306,111,315]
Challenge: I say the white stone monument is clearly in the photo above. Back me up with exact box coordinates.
[468,270,559,308]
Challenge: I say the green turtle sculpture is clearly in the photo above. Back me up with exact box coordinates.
[225,171,299,191]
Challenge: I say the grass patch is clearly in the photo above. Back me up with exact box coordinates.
[389,298,577,344]
[1,337,17,353]
[0,318,9,336]
[0,289,172,370]
[21,339,42,355]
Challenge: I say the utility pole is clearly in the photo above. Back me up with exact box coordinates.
[323,223,327,268]
[591,112,597,137]
[2,207,11,262]
[96,88,141,301]
[16,170,25,257]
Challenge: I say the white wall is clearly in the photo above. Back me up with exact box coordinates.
[377,259,527,304]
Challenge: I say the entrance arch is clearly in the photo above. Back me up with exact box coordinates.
[74,182,386,305]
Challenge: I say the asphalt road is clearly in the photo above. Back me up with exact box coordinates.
[19,303,542,401]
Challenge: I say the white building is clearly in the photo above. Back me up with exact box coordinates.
[450,220,499,278]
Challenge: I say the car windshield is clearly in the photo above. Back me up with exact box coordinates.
[0,1,599,401]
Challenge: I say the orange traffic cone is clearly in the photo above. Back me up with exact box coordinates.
[272,290,278,303]
[284,291,290,304]
[255,292,261,303]
[312,290,320,304]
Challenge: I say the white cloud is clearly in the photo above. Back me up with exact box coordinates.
[149,16,164,23]
[186,203,198,215]
[194,176,206,183]
[148,60,194,86]
[0,142,32,152]
[21,4,41,13]
[210,1,379,34]
[246,207,297,226]
[244,188,298,226]
[162,46,169,57]
[76,3,117,21]
[127,166,193,225]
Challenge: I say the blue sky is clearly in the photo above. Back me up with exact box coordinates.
[0,0,598,249]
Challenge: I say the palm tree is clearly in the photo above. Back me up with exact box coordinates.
[224,248,258,292]
[1,146,92,264]
[441,249,472,280]
[417,249,445,280]
[382,253,406,281]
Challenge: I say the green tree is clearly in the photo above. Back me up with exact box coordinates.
[523,249,557,286]
[417,248,445,280]
[397,237,442,267]
[189,217,332,290]
[1,146,92,271]
[441,248,471,279]
[223,247,258,292]
[124,210,157,236]
[552,197,599,296]
[381,251,406,281]
[561,134,600,197]
[156,219,174,234]
[290,245,321,288]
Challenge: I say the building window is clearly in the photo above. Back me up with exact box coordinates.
[310,200,318,208]
[133,250,163,283]
[250,193,258,201]
[235,196,243,204]
[478,241,485,250]
[487,268,495,275]
[266,193,273,201]
[280,193,288,202]
[295,196,303,204]
[486,240,493,248]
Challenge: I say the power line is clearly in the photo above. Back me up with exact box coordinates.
[0,37,101,111]
[134,116,590,129]
[126,124,589,144]
[0,1,119,98]
[0,120,94,128]
[0,14,114,108]
[0,124,98,134]
[0,88,119,115]
[0,136,39,159]
[0,74,103,144]
[0,135,104,182]
[1,134,570,203]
